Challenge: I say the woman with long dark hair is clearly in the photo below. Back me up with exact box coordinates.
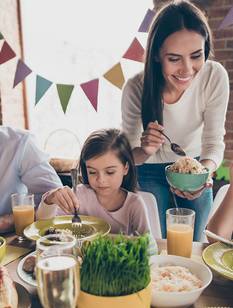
[121,0,229,240]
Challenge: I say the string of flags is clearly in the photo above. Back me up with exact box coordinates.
[0,8,155,113]
[0,4,233,113]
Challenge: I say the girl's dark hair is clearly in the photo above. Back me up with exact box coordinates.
[79,128,137,192]
[141,0,213,130]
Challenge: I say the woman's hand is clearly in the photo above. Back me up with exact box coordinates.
[171,159,215,200]
[141,121,165,155]
[171,178,213,200]
[44,186,79,215]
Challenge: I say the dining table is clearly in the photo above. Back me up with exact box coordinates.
[3,234,233,308]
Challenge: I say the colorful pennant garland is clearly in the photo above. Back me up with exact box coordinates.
[103,62,125,90]
[80,79,99,111]
[35,75,53,104]
[138,9,156,33]
[123,38,145,63]
[13,60,32,88]
[56,84,74,113]
[0,41,16,65]
[0,9,152,113]
[219,5,233,29]
[1,5,231,113]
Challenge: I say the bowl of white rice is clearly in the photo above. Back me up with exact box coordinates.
[165,157,209,192]
[150,255,212,307]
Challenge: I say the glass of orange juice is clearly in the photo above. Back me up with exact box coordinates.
[11,193,35,241]
[166,208,195,258]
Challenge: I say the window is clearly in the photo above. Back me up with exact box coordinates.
[20,0,152,158]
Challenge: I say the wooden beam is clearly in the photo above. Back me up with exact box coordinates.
[16,0,29,129]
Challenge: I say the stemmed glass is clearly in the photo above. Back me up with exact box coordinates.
[11,193,35,242]
[36,246,80,308]
[36,233,77,259]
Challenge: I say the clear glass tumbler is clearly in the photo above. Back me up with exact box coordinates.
[36,247,80,308]
[11,193,35,241]
[166,208,195,258]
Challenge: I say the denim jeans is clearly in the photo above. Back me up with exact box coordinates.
[137,163,213,241]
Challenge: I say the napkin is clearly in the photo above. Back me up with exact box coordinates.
[0,245,31,266]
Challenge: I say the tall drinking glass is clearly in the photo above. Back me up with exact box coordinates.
[11,193,35,241]
[36,248,80,308]
[166,208,195,258]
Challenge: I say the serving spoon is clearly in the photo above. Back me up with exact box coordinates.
[160,131,186,156]
[204,230,233,247]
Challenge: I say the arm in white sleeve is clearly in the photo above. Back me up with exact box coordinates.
[201,62,229,168]
[36,188,68,220]
[121,75,143,149]
[18,133,62,206]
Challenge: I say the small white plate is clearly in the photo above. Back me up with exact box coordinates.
[17,251,37,287]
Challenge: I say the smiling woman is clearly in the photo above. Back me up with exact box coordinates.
[121,0,230,241]
[19,0,152,157]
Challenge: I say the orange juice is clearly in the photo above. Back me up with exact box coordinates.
[12,205,35,236]
[167,223,193,257]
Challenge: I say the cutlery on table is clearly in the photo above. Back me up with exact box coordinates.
[160,130,186,157]
[204,229,233,247]
[70,168,82,236]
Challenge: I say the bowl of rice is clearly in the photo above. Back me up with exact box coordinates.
[165,157,209,192]
[150,255,212,307]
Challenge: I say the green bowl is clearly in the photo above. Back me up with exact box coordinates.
[165,165,209,192]
[0,236,6,263]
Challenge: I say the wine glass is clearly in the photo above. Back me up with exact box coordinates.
[11,193,35,242]
[36,247,80,308]
[36,233,77,260]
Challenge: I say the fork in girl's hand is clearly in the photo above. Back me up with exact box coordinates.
[70,168,82,236]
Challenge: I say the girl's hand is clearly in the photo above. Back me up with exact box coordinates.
[44,186,79,215]
[171,178,213,200]
[141,121,165,155]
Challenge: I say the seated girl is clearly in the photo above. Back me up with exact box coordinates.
[37,129,155,240]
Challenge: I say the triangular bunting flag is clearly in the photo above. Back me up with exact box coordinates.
[103,62,125,89]
[0,32,4,40]
[35,75,53,104]
[138,9,156,33]
[0,41,16,65]
[56,84,74,113]
[80,79,99,111]
[123,38,145,63]
[219,6,233,29]
[13,60,32,88]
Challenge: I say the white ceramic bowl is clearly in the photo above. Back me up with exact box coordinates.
[150,255,212,308]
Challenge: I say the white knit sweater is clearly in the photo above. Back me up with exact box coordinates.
[121,60,229,167]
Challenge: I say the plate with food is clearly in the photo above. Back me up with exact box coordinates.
[24,215,111,241]
[202,242,233,281]
[17,251,37,287]
[150,255,212,307]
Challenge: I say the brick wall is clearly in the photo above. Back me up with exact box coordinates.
[154,0,233,160]
[208,0,233,160]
